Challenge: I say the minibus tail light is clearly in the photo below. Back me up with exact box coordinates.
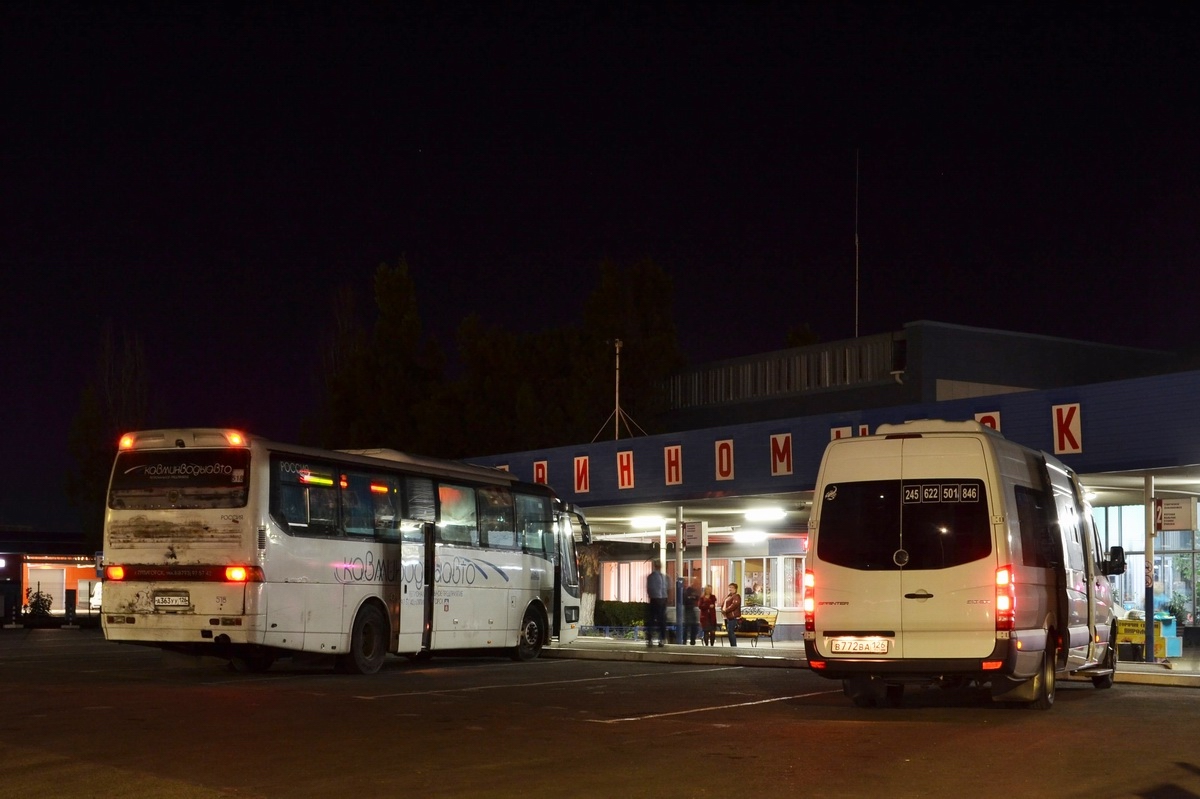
[803,569,815,632]
[106,565,126,581]
[996,565,1016,631]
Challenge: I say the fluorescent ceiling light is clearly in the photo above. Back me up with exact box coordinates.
[629,516,664,528]
[733,530,768,543]
[744,508,786,522]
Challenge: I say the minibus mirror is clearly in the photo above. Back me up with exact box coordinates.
[1104,545,1127,576]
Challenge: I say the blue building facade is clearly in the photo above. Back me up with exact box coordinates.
[468,322,1200,640]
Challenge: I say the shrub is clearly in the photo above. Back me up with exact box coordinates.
[23,587,52,618]
[1166,592,1190,630]
[595,600,645,627]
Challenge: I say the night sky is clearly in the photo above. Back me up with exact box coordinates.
[4,2,1200,530]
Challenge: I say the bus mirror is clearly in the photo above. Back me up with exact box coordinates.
[560,504,591,545]
[1104,545,1127,576]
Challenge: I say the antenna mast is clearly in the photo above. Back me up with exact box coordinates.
[854,149,860,339]
[592,338,648,442]
[614,338,622,440]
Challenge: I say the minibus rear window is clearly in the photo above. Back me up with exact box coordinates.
[818,479,991,570]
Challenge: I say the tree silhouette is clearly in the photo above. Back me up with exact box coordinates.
[66,322,151,551]
[308,259,445,453]
[308,256,685,459]
[582,258,685,438]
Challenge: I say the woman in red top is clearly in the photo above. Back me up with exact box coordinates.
[698,585,719,646]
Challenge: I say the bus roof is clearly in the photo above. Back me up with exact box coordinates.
[116,429,524,489]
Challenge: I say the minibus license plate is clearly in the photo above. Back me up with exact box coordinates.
[831,637,889,654]
[154,592,190,608]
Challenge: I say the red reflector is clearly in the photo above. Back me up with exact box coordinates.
[982,660,1003,671]
[810,660,827,670]
[106,565,126,581]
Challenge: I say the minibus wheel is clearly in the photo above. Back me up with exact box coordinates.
[885,684,905,707]
[1031,639,1057,710]
[1092,621,1118,690]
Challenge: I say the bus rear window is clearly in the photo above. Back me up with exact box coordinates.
[109,449,251,510]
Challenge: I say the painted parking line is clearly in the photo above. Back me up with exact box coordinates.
[586,688,842,723]
[354,665,744,700]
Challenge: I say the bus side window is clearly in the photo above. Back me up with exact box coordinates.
[309,486,340,538]
[406,476,436,523]
[340,474,375,538]
[400,518,425,543]
[278,483,308,534]
[479,486,516,549]
[437,483,479,546]
[516,493,551,559]
[373,481,401,542]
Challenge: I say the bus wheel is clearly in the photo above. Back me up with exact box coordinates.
[342,604,388,675]
[512,607,544,661]
[229,648,276,673]
[1030,638,1057,710]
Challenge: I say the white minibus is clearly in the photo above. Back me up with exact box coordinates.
[804,420,1125,709]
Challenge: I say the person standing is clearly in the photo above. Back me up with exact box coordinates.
[698,584,718,646]
[722,582,742,647]
[646,560,668,647]
[683,578,701,645]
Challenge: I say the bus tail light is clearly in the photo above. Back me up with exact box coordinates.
[101,564,261,582]
[996,564,1015,631]
[803,569,815,632]
[225,566,264,582]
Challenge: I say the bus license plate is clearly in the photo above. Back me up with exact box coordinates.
[831,637,889,654]
[154,592,190,609]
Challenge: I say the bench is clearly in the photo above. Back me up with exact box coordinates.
[715,606,778,648]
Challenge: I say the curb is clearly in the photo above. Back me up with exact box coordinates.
[547,642,1200,688]
[543,645,805,670]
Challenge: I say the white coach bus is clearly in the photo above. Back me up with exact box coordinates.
[101,428,589,674]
